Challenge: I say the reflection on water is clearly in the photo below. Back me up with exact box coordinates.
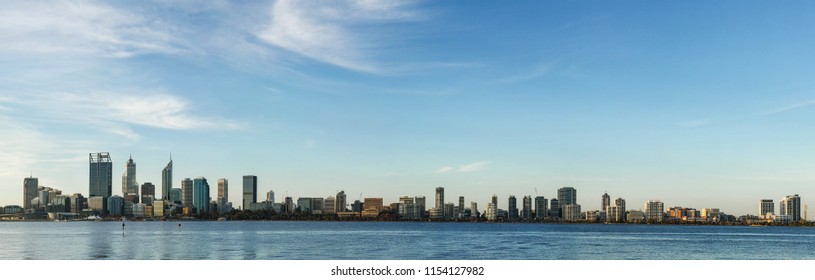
[0,221,814,260]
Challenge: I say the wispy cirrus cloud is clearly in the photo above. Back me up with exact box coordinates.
[764,99,815,115]
[0,1,188,57]
[436,161,492,173]
[255,0,425,73]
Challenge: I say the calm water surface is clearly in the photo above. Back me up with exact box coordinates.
[1,221,813,260]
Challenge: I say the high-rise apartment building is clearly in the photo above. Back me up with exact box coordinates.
[550,198,560,218]
[508,195,518,220]
[141,182,155,205]
[23,176,38,210]
[122,155,138,203]
[759,199,774,218]
[181,178,193,209]
[521,195,532,220]
[601,192,610,212]
[644,200,664,222]
[89,152,113,198]
[491,194,498,210]
[534,196,547,220]
[780,194,801,222]
[242,175,257,210]
[217,178,228,212]
[193,177,210,215]
[161,159,172,200]
[435,187,445,217]
[336,191,347,212]
[558,187,577,206]
[562,204,581,222]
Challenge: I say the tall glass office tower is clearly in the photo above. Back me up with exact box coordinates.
[89,152,112,198]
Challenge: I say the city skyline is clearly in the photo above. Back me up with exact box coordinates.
[3,1,815,215]
[3,151,808,219]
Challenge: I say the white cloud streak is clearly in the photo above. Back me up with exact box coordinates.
[255,0,423,73]
[436,161,492,173]
[0,1,187,57]
[764,99,815,115]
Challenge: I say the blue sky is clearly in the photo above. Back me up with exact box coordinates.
[2,1,815,216]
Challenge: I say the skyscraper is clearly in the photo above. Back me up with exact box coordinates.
[644,200,664,222]
[508,195,518,220]
[23,176,38,210]
[218,178,228,205]
[193,177,210,215]
[181,178,193,209]
[89,152,113,198]
[458,196,465,218]
[601,192,610,212]
[615,197,627,222]
[242,175,257,210]
[780,194,801,222]
[161,158,172,200]
[336,191,347,212]
[141,182,155,205]
[491,194,498,210]
[521,195,532,220]
[266,190,274,203]
[435,187,445,217]
[122,155,138,203]
[759,199,774,218]
[534,196,547,220]
[549,198,560,218]
[558,187,577,206]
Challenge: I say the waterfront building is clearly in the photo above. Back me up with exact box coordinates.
[162,158,172,200]
[364,198,384,211]
[701,208,721,222]
[521,195,532,220]
[153,200,165,217]
[123,201,134,217]
[414,196,426,219]
[644,200,664,222]
[132,203,146,217]
[3,205,23,214]
[265,190,274,204]
[312,198,324,214]
[471,202,478,218]
[336,191,347,213]
[122,155,138,203]
[435,187,444,217]
[324,196,336,214]
[89,196,106,214]
[486,203,496,221]
[242,175,257,210]
[615,198,627,222]
[170,188,182,205]
[23,176,38,210]
[779,194,801,222]
[558,187,577,206]
[601,192,610,213]
[583,210,599,222]
[298,197,313,213]
[562,204,581,222]
[759,199,774,218]
[141,182,155,205]
[69,193,87,213]
[549,198,561,218]
[534,196,547,220]
[458,196,465,219]
[351,200,364,212]
[444,203,455,219]
[491,194,498,210]
[627,210,645,222]
[606,205,624,222]
[192,177,210,215]
[89,152,113,199]
[218,178,229,213]
[285,197,294,213]
[397,196,414,219]
[506,195,518,220]
[181,178,193,209]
